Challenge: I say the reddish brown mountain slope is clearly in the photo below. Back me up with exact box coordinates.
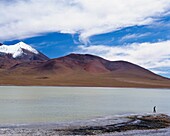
[0,55,19,69]
[0,53,170,88]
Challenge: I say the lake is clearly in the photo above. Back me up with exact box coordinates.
[0,86,169,124]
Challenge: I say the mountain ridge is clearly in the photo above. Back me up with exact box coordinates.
[0,42,49,62]
[0,42,169,88]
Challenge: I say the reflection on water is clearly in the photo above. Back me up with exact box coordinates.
[0,86,169,124]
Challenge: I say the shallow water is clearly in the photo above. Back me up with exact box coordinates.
[0,86,169,124]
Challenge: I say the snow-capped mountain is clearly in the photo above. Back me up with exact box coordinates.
[0,42,38,58]
[0,42,49,61]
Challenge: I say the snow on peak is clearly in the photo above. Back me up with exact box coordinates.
[0,42,39,58]
[15,42,38,54]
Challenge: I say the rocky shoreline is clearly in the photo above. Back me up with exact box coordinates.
[0,114,170,136]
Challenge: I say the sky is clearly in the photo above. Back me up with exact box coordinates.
[0,0,170,78]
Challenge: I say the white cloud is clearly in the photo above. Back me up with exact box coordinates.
[120,33,151,41]
[75,40,170,75]
[0,0,169,42]
[151,70,168,75]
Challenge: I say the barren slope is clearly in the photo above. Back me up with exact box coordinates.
[0,54,170,88]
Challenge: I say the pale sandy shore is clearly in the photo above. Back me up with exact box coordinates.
[0,113,170,136]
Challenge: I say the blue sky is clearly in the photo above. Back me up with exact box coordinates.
[0,0,170,78]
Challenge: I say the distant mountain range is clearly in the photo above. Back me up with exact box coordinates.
[0,42,49,68]
[0,42,48,60]
[0,42,170,88]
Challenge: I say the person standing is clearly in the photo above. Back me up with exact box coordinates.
[153,106,156,113]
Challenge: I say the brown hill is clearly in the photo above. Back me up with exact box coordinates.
[0,55,19,69]
[0,53,170,88]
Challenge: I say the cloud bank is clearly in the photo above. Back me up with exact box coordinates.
[0,0,169,42]
[76,40,170,75]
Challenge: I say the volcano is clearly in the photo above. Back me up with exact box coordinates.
[0,45,169,88]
